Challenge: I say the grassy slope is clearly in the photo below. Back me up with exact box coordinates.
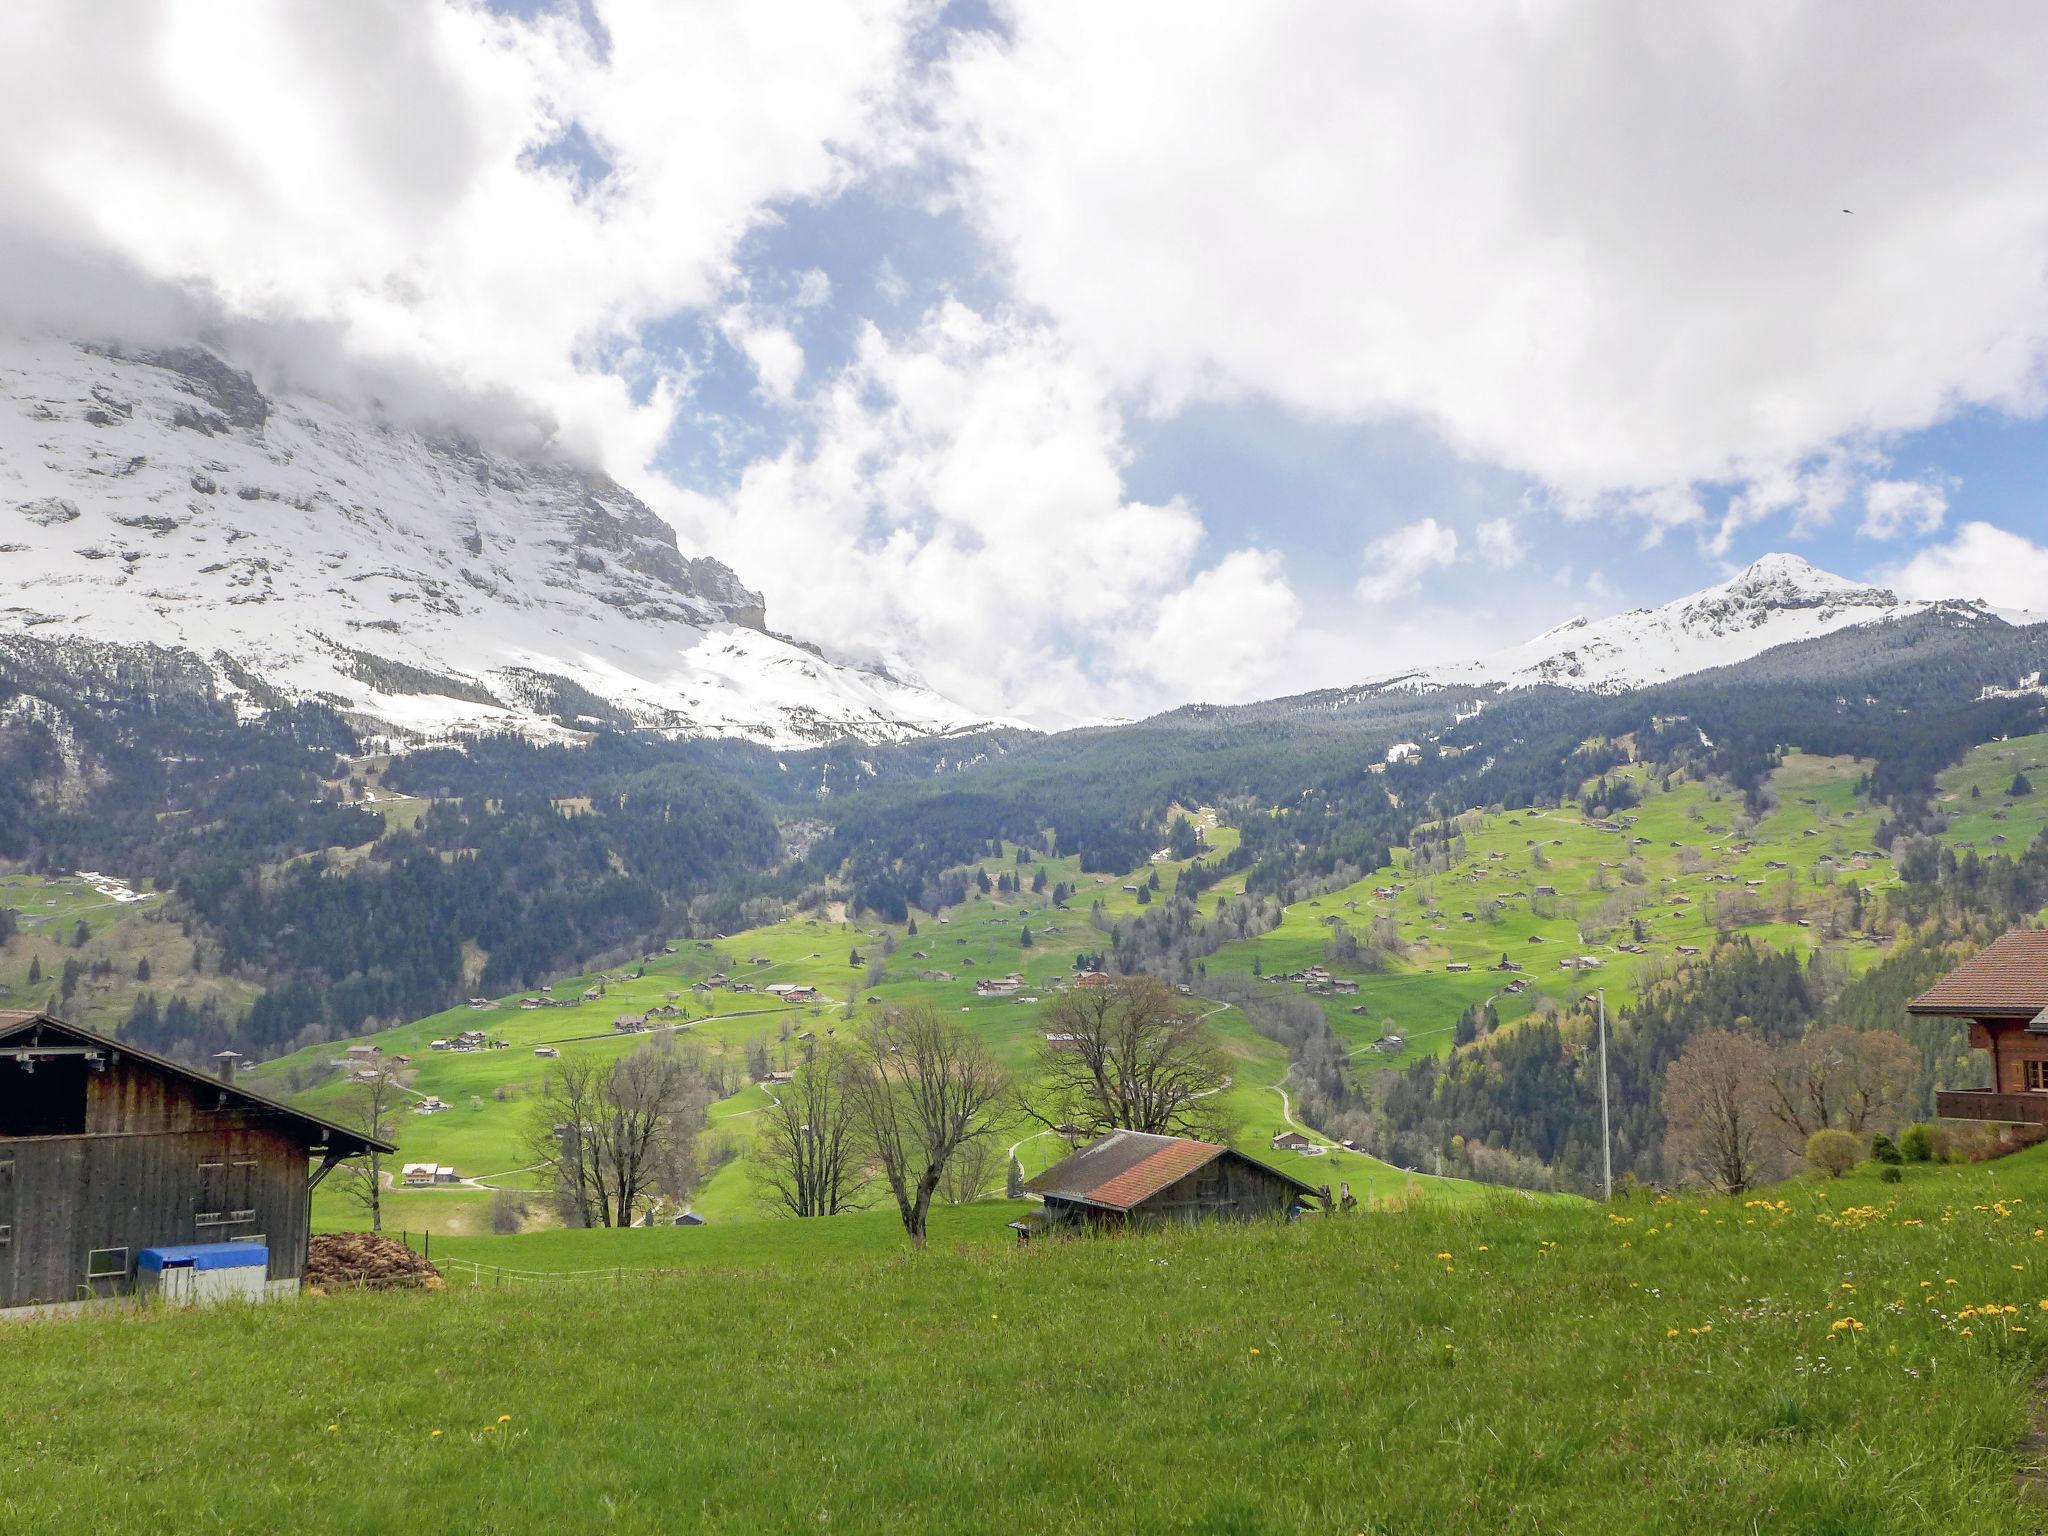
[6,1149,2048,1533]
[240,739,2048,1238]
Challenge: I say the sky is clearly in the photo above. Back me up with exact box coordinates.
[2,1,2047,725]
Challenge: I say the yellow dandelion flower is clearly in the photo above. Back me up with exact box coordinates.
[1666,1328,1679,1338]
[326,1424,339,1433]
[1960,1328,1974,1337]
[498,1414,512,1423]
[1435,1252,1452,1261]
[1249,1346,1260,1355]
[431,1430,444,1439]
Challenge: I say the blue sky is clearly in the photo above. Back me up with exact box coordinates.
[7,2,2047,720]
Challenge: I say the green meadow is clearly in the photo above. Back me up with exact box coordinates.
[7,1148,2048,1532]
[233,736,2048,1241]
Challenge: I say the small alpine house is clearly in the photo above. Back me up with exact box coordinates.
[1012,1129,1322,1241]
[0,1010,395,1316]
[1908,928,2048,1134]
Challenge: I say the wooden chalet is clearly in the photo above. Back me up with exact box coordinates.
[1011,1129,1322,1241]
[0,1011,394,1316]
[1908,929,2048,1130]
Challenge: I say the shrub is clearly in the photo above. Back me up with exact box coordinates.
[1880,1164,1903,1184]
[1899,1123,1936,1163]
[1806,1128,1861,1178]
[1870,1133,1903,1165]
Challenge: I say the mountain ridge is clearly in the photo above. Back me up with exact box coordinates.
[0,337,1006,749]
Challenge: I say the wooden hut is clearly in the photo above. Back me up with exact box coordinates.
[1908,929,2048,1133]
[0,1010,394,1316]
[1011,1129,1321,1241]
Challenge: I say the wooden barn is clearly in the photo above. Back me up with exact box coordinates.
[1011,1129,1322,1241]
[1909,928,2048,1133]
[0,1010,394,1316]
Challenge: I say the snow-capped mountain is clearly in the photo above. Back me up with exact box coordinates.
[0,338,1007,748]
[1382,552,2036,694]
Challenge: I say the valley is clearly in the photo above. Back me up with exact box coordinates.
[212,729,2048,1238]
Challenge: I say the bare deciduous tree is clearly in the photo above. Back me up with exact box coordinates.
[1024,977,1232,1141]
[533,1044,707,1228]
[338,1059,401,1231]
[848,1002,1009,1246]
[1662,1028,1778,1194]
[937,1133,1000,1206]
[755,1046,869,1218]
[1768,1025,1916,1143]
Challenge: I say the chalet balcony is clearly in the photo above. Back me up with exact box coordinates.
[1935,1090,2048,1126]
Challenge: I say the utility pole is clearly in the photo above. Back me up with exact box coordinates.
[1597,987,1613,1201]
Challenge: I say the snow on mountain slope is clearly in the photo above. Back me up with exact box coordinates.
[1381,552,2034,694]
[0,338,1009,748]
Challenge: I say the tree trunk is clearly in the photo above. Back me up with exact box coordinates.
[369,1152,382,1232]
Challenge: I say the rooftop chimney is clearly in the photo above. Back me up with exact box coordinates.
[211,1050,239,1084]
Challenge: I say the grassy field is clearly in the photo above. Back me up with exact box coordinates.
[6,1148,2048,1532]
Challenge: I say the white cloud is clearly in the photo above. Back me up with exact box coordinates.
[1889,522,2048,614]
[1130,549,1303,704]
[1859,477,1949,540]
[727,319,807,403]
[666,302,1309,719]
[0,0,920,468]
[1358,518,1459,603]
[939,6,2048,530]
[1474,517,1522,568]
[793,269,833,309]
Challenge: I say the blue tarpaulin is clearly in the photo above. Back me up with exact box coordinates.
[138,1243,268,1273]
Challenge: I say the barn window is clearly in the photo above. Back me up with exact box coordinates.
[86,1247,129,1280]
[0,1054,88,1136]
[2028,1060,2048,1093]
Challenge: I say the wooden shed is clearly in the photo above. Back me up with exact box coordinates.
[1908,928,2048,1132]
[1012,1129,1322,1241]
[0,1010,394,1316]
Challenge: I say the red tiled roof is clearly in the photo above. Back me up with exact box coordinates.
[1087,1138,1226,1210]
[1907,929,2048,1017]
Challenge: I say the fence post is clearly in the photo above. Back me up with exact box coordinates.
[495,1265,502,1288]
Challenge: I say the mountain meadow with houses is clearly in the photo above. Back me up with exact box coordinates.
[8,346,2048,1529]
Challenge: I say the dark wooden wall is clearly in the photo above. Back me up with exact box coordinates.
[0,1055,315,1310]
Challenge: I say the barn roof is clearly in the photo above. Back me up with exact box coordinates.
[1025,1129,1320,1212]
[0,1011,397,1155]
[1906,930,2048,1018]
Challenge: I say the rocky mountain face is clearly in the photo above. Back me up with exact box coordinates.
[1385,552,2030,694]
[0,338,999,748]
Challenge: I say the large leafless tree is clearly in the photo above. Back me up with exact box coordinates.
[1767,1025,1916,1143]
[533,1042,707,1228]
[1662,1028,1778,1194]
[754,1045,869,1218]
[1023,977,1233,1141]
[338,1058,402,1231]
[848,1002,1010,1246]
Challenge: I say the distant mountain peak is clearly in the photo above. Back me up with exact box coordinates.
[1388,551,2000,696]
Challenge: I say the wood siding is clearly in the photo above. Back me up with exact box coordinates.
[0,1124,309,1310]
[1984,1023,2048,1096]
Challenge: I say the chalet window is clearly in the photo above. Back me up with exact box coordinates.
[2027,1060,2048,1093]
[0,1055,88,1136]
[86,1247,128,1280]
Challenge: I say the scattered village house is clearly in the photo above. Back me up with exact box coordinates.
[1011,1130,1323,1241]
[1909,928,2048,1141]
[0,1011,395,1316]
